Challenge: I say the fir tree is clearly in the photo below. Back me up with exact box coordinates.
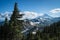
[4,17,9,26]
[36,30,41,40]
[1,17,10,40]
[9,2,24,40]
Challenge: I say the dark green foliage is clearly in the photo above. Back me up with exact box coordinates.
[0,3,24,40]
[9,2,24,40]
[42,21,60,40]
[25,30,41,40]
[1,17,10,40]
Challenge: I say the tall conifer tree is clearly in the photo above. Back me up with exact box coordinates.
[9,2,24,40]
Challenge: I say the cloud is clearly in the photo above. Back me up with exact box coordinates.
[50,8,60,13]
[0,11,44,20]
[1,11,12,17]
[4,11,12,17]
[19,11,44,20]
[49,8,60,17]
[0,11,12,20]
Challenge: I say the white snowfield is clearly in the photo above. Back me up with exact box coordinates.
[30,22,40,26]
[21,29,29,33]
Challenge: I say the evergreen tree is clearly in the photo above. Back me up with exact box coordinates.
[26,32,37,40]
[36,30,41,40]
[9,2,24,40]
[4,17,9,26]
[1,17,10,40]
[42,21,60,40]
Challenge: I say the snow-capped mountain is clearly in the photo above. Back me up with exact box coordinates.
[25,14,60,27]
[37,14,52,18]
[0,11,60,27]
